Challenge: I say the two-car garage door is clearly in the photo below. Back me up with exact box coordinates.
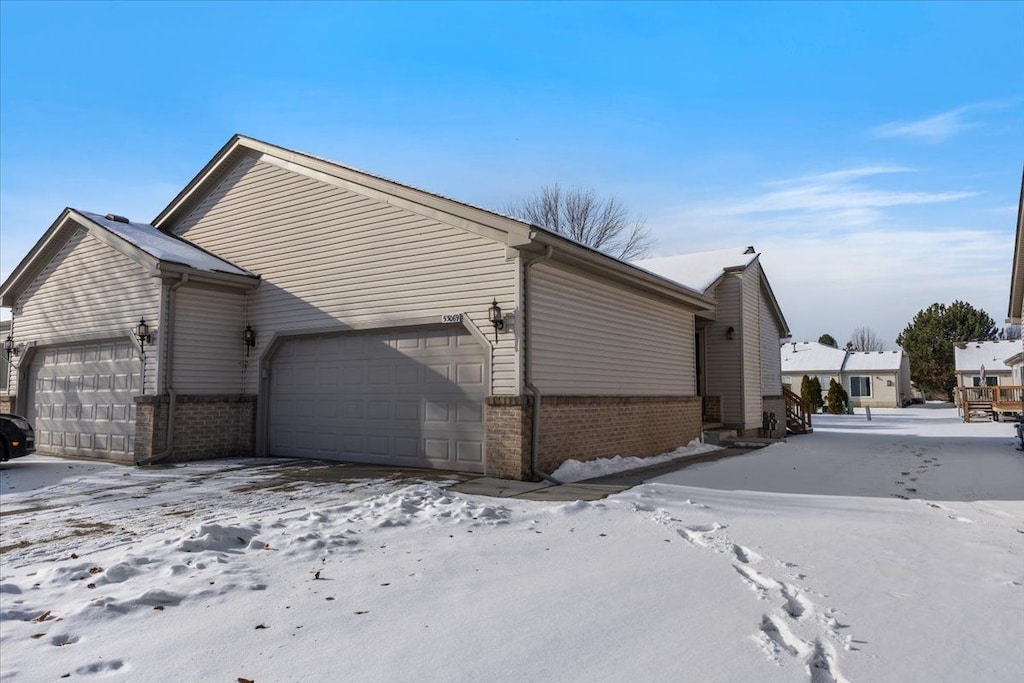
[268,327,487,473]
[26,340,139,459]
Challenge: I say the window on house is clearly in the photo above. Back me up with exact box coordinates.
[850,376,872,397]
[782,376,793,385]
[971,376,998,387]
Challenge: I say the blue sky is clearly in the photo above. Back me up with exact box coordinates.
[1,1,1021,345]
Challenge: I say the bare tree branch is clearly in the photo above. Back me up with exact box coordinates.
[503,184,653,260]
[848,326,886,352]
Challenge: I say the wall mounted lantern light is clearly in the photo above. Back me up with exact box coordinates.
[488,299,504,343]
[726,326,735,340]
[243,324,257,356]
[3,334,17,358]
[135,317,153,350]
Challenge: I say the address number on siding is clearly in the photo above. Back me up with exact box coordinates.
[441,313,463,324]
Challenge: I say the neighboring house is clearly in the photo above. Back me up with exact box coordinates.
[779,342,912,409]
[842,351,912,409]
[0,135,792,480]
[779,341,846,398]
[638,247,791,437]
[954,341,1018,389]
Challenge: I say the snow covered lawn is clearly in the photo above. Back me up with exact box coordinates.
[1,407,1021,682]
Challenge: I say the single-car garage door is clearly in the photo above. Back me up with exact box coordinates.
[27,340,139,459]
[269,327,486,473]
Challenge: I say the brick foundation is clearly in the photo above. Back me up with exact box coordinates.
[485,395,702,481]
[134,394,256,464]
[0,394,15,414]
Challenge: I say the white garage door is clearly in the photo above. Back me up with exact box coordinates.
[27,340,139,458]
[269,327,487,473]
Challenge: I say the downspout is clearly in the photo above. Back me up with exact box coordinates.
[141,273,188,465]
[522,245,561,484]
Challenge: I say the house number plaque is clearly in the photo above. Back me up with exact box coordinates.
[441,313,463,323]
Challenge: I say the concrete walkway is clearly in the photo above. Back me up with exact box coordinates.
[449,446,757,501]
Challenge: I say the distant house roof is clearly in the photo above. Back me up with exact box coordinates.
[637,246,759,293]
[780,341,847,373]
[843,350,905,372]
[781,342,909,374]
[954,340,1021,373]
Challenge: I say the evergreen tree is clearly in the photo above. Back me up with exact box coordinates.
[826,379,849,414]
[801,374,824,413]
[896,301,998,400]
[818,333,838,348]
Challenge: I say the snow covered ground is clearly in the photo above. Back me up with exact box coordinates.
[1,406,1021,683]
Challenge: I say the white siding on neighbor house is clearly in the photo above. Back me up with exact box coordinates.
[11,229,161,396]
[168,154,518,395]
[172,286,246,394]
[704,274,743,426]
[530,262,695,395]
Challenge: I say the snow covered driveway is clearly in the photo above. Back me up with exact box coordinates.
[1,407,1022,682]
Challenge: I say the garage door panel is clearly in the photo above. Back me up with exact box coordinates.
[269,327,486,473]
[27,340,138,459]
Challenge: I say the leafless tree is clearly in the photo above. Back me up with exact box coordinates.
[848,326,886,352]
[504,184,653,260]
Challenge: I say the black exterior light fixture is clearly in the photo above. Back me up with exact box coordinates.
[135,317,153,349]
[726,326,735,340]
[488,299,504,343]
[243,324,257,356]
[3,334,17,358]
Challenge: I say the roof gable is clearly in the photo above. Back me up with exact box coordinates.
[638,247,790,335]
[150,134,715,313]
[1,209,256,307]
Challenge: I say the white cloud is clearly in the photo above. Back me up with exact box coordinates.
[649,167,1007,347]
[868,100,1011,144]
[661,166,976,231]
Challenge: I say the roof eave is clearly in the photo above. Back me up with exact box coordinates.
[1008,167,1024,323]
[527,231,715,312]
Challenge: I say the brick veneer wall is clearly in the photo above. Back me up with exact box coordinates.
[135,394,255,464]
[0,394,15,414]
[702,395,722,424]
[485,395,702,481]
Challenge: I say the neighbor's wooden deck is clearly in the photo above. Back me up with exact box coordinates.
[958,385,1023,422]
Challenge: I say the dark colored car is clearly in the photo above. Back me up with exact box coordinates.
[0,413,35,461]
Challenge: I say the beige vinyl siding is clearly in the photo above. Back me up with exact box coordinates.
[12,229,161,395]
[168,154,517,395]
[740,262,765,427]
[758,282,783,396]
[172,286,245,393]
[846,372,900,408]
[530,262,695,395]
[704,275,743,426]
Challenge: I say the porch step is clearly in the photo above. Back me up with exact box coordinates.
[964,401,994,423]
